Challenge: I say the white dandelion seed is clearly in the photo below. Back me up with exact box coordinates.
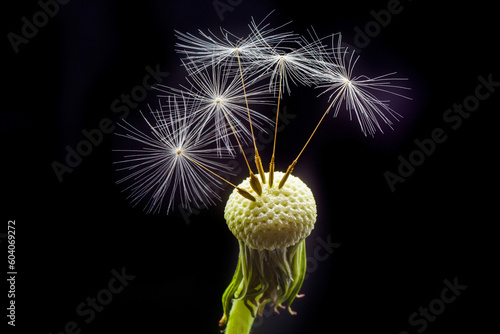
[175,27,255,70]
[245,12,299,55]
[156,60,272,156]
[248,41,326,96]
[174,11,298,72]
[246,25,330,96]
[114,96,234,214]
[315,33,412,136]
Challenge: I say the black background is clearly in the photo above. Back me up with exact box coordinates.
[2,0,498,333]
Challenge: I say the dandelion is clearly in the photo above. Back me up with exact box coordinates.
[115,13,412,334]
[114,96,234,214]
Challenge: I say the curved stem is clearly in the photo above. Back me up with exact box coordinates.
[225,299,255,334]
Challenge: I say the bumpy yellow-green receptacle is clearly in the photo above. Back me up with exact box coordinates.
[225,171,316,250]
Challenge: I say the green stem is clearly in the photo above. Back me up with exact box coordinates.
[225,298,255,334]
